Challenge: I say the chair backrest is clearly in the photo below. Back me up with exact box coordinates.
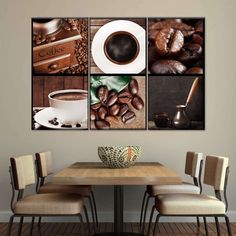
[204,155,229,191]
[35,151,53,178]
[10,155,36,190]
[185,151,203,178]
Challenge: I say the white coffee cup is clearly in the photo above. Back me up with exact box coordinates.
[48,89,87,125]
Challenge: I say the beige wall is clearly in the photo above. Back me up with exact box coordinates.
[0,0,236,222]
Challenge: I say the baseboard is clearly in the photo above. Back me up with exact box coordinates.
[1,210,236,223]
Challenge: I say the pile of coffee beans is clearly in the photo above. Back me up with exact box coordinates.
[148,19,204,74]
[91,78,144,129]
[58,19,88,74]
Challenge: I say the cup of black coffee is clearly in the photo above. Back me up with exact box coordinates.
[48,89,87,125]
[104,31,140,65]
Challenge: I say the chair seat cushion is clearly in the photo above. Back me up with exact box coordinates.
[156,193,226,215]
[39,182,91,196]
[147,182,200,196]
[14,193,83,215]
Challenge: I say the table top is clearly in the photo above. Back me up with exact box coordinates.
[52,162,181,185]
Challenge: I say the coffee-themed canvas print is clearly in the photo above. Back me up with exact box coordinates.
[32,76,88,130]
[90,18,146,74]
[32,17,205,131]
[90,76,146,130]
[148,18,204,74]
[32,18,88,75]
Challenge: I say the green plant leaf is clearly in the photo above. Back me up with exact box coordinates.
[90,76,132,105]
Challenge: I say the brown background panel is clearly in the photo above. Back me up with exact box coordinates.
[33,76,87,107]
[90,18,146,74]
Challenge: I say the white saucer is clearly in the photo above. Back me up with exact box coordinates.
[34,107,87,129]
[92,20,146,74]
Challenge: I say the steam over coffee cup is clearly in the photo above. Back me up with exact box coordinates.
[48,89,87,125]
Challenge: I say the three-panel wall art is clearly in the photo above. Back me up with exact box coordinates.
[32,18,205,130]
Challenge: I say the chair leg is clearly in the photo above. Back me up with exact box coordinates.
[18,216,24,236]
[196,216,200,227]
[224,215,232,236]
[153,214,161,236]
[142,195,151,233]
[30,216,35,236]
[83,205,91,236]
[87,196,96,231]
[140,190,147,227]
[215,216,221,236]
[146,205,155,236]
[7,215,15,236]
[38,216,42,228]
[91,190,99,227]
[203,216,209,236]
[79,214,86,236]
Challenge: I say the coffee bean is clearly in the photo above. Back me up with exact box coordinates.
[185,67,203,74]
[119,103,129,116]
[118,91,132,103]
[132,95,144,110]
[95,120,110,129]
[64,23,71,31]
[155,28,184,55]
[129,78,139,95]
[148,46,158,67]
[50,36,56,41]
[121,111,136,124]
[41,35,46,43]
[107,90,118,106]
[109,104,120,116]
[72,25,77,30]
[91,102,101,110]
[90,109,96,121]
[97,85,108,102]
[149,20,195,37]
[195,20,203,33]
[76,123,81,127]
[98,106,108,120]
[151,60,186,74]
[48,117,59,126]
[105,116,119,125]
[192,33,203,45]
[177,43,202,63]
[61,124,72,128]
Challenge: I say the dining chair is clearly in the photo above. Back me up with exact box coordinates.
[147,155,232,236]
[140,151,203,232]
[8,154,90,236]
[35,151,98,228]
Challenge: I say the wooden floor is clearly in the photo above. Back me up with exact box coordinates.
[1,222,236,235]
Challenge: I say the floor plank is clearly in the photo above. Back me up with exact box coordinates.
[1,222,236,235]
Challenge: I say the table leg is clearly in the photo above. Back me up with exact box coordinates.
[114,185,123,235]
[94,185,143,236]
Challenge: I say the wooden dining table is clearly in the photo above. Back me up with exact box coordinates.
[52,162,181,236]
